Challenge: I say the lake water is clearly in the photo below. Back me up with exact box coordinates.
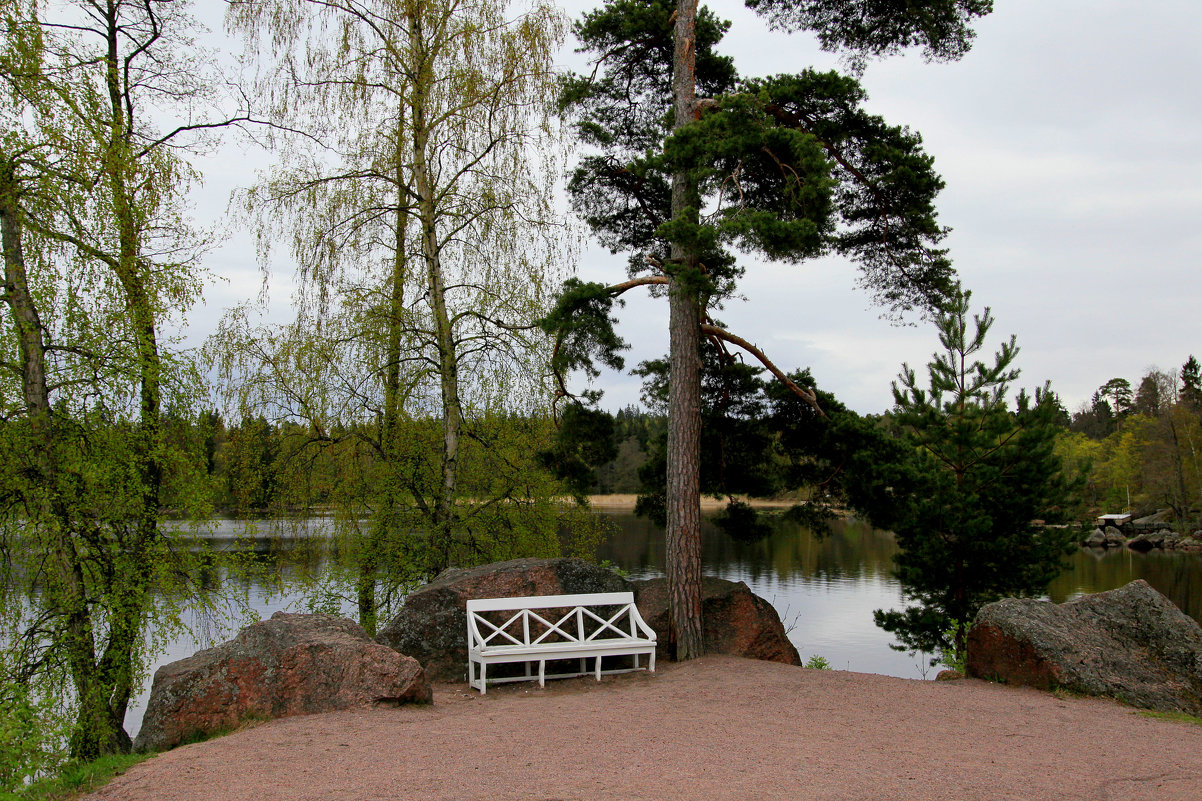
[125,512,1202,735]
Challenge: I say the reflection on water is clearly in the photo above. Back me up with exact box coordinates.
[597,512,1202,683]
[1048,545,1202,620]
[121,513,1202,735]
[598,513,921,679]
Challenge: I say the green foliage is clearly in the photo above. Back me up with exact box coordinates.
[0,678,69,794]
[804,654,832,670]
[0,0,236,763]
[597,559,630,579]
[537,403,618,499]
[1179,356,1202,412]
[871,290,1077,659]
[550,0,989,658]
[556,2,957,333]
[10,752,152,801]
[539,280,630,379]
[746,0,994,71]
[1136,708,1202,727]
[629,338,915,538]
[221,0,577,634]
[545,0,972,412]
[936,620,968,673]
[1053,430,1101,517]
[1098,378,1134,418]
[545,322,922,543]
[1061,361,1202,530]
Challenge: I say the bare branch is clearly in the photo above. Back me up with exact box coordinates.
[700,323,825,416]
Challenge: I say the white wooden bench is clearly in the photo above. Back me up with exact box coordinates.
[466,591,657,694]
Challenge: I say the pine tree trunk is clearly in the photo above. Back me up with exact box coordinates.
[666,0,704,660]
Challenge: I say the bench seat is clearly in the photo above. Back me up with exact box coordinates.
[466,591,657,693]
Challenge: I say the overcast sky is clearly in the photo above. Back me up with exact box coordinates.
[188,0,1202,416]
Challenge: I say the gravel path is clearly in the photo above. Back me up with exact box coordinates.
[87,655,1202,801]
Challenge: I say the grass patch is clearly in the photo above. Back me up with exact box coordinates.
[1136,708,1202,726]
[1049,686,1202,725]
[7,753,152,801]
[1051,686,1090,701]
[172,711,272,749]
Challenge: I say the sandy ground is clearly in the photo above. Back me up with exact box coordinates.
[86,655,1202,801]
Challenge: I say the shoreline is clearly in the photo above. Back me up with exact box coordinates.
[586,493,804,510]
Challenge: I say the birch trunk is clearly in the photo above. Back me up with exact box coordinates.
[409,9,463,575]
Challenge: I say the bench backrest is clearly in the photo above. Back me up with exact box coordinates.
[466,592,654,648]
[467,591,634,613]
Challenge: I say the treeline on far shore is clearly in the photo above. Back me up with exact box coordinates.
[1057,356,1202,531]
[150,405,662,517]
[160,352,1202,534]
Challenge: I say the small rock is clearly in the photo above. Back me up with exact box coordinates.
[1084,529,1106,547]
[1126,533,1155,552]
[935,670,964,681]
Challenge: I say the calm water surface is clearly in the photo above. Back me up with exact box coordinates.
[125,513,1202,734]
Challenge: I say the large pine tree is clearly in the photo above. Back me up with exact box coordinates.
[542,0,993,659]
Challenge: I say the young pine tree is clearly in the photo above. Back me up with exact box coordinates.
[874,290,1077,666]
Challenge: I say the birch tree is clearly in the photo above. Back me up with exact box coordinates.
[220,0,576,632]
[1,0,238,762]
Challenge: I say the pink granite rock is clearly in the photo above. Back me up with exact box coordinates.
[135,612,429,752]
[632,576,802,666]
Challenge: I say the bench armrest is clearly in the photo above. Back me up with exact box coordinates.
[628,604,657,642]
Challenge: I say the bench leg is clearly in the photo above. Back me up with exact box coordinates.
[595,656,602,681]
[539,660,546,687]
[480,662,487,694]
[649,649,655,673]
[633,654,639,669]
[468,658,475,691]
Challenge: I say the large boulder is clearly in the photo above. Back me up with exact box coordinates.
[966,580,1202,715]
[631,576,801,666]
[135,612,429,753]
[376,557,630,681]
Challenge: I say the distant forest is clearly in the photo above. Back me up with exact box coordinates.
[1056,355,1202,530]
[181,353,1202,535]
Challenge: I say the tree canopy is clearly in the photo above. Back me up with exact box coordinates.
[541,0,990,658]
[217,0,585,633]
[0,0,233,764]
